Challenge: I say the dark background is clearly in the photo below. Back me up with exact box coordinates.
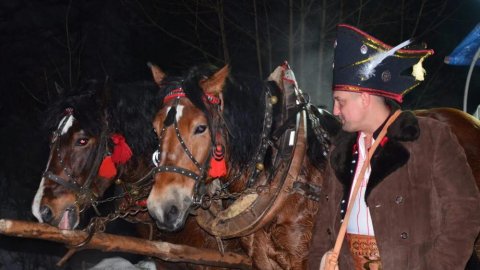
[0,0,479,268]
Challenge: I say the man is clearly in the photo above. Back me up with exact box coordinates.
[308,24,480,270]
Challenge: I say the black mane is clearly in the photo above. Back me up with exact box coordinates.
[44,80,161,158]
[158,64,341,172]
[169,64,267,169]
[44,81,105,137]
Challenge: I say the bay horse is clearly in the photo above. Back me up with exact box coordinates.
[30,79,238,269]
[146,63,341,269]
[146,63,480,269]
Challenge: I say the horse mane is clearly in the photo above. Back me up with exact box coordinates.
[161,64,342,172]
[44,80,161,157]
[105,81,161,156]
[176,64,267,169]
[44,81,105,137]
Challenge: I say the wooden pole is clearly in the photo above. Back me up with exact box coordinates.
[0,219,251,269]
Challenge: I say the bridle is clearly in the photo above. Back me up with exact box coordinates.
[151,84,275,208]
[152,92,214,194]
[42,110,108,214]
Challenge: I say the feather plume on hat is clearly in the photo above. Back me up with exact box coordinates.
[358,39,413,81]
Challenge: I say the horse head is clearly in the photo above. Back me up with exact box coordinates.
[147,64,232,231]
[32,80,159,230]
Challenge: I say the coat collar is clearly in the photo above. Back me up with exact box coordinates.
[330,110,420,201]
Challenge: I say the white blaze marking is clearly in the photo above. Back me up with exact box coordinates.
[59,115,74,135]
[165,105,184,123]
[32,115,73,222]
[33,151,54,222]
[33,148,54,222]
[32,177,46,222]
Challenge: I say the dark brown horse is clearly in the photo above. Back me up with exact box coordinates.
[31,80,160,230]
[146,63,341,269]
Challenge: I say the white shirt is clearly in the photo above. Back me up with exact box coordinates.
[346,132,375,236]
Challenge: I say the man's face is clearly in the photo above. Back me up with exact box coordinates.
[333,91,365,132]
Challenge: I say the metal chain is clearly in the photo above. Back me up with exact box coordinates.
[192,184,270,210]
[69,206,150,248]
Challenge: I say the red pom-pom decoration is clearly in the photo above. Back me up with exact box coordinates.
[208,144,227,178]
[98,156,117,179]
[111,134,133,164]
[136,199,147,207]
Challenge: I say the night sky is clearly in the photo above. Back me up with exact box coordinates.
[0,0,479,269]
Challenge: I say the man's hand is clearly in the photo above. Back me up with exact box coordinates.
[320,250,339,270]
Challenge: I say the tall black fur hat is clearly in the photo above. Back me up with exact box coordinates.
[333,24,434,103]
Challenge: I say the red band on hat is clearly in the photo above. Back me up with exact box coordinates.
[334,84,403,103]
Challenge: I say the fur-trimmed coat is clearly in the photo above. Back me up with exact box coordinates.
[308,111,480,270]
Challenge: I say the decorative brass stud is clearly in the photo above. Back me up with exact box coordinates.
[255,163,264,171]
[115,179,122,185]
[270,96,278,105]
[381,70,391,82]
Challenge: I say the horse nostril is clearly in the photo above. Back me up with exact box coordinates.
[165,205,179,223]
[40,206,53,222]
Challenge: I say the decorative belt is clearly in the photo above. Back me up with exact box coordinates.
[346,233,382,270]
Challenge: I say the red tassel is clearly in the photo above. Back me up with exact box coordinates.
[98,156,117,179]
[111,134,133,164]
[136,199,147,207]
[208,145,227,178]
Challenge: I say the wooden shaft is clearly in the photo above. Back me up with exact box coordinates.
[0,219,251,269]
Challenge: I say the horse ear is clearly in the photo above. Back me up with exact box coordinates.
[148,62,166,86]
[267,65,285,91]
[200,65,229,95]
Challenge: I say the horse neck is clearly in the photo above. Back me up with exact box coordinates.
[117,155,152,184]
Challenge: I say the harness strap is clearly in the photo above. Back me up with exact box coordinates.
[43,171,82,192]
[82,129,109,190]
[292,181,321,201]
[153,166,201,181]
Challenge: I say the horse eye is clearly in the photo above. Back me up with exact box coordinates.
[194,125,207,135]
[76,138,89,146]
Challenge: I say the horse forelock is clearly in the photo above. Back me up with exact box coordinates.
[47,80,162,152]
[44,91,104,138]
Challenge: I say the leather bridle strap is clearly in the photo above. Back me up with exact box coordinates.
[43,124,108,203]
[82,129,108,190]
[43,171,82,192]
[153,166,201,181]
[154,98,209,182]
